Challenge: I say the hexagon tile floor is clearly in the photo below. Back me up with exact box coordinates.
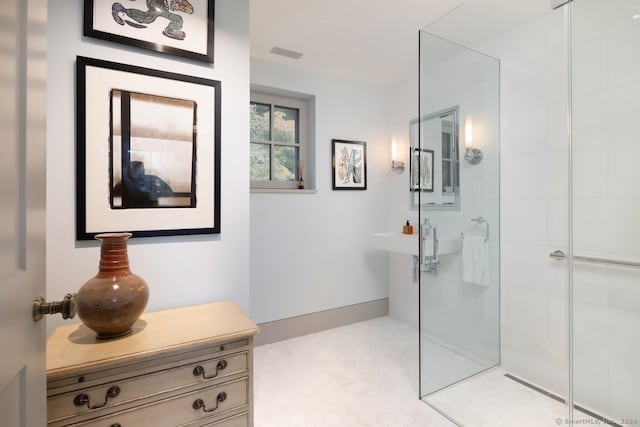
[253,316,454,427]
[253,316,603,427]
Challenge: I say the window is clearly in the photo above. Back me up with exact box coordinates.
[250,91,309,189]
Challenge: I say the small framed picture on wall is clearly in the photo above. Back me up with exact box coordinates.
[410,148,434,192]
[332,139,367,190]
[84,0,215,63]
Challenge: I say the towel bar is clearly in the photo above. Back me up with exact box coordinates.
[549,250,640,269]
[462,216,489,241]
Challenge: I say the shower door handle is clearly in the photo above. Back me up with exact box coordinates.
[549,250,566,260]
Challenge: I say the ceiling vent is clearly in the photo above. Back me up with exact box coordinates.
[270,46,303,60]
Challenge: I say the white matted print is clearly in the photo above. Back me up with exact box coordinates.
[332,139,367,190]
[85,0,214,62]
[76,56,221,240]
[110,90,196,209]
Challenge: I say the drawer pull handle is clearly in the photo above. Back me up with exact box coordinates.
[192,392,227,413]
[193,360,228,379]
[73,386,121,409]
[111,424,121,427]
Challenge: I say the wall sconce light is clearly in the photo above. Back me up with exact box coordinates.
[391,137,405,173]
[464,117,483,165]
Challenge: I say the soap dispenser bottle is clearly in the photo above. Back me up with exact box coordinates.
[403,220,413,235]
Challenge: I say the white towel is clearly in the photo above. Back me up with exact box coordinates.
[462,235,490,286]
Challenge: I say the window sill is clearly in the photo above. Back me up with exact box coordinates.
[250,188,317,194]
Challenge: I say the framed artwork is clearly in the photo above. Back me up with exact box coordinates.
[410,148,434,192]
[84,0,214,63]
[332,139,367,190]
[76,56,221,240]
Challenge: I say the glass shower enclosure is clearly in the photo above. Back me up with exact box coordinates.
[416,0,640,424]
[416,30,501,398]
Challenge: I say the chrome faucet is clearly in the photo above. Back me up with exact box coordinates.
[420,218,439,276]
[422,218,432,239]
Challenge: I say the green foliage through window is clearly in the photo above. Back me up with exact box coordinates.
[250,143,269,181]
[250,99,301,183]
[250,102,270,141]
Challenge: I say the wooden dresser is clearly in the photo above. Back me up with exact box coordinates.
[46,301,259,427]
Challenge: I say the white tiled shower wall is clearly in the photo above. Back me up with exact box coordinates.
[570,0,640,418]
[481,7,571,402]
[481,1,640,419]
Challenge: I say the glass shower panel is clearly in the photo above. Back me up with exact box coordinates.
[418,29,500,398]
[571,0,640,422]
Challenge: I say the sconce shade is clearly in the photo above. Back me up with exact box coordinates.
[465,117,473,147]
[390,137,404,173]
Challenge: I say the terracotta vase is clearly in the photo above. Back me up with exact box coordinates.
[77,232,149,339]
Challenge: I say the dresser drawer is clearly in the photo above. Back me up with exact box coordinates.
[200,412,248,427]
[48,352,248,423]
[62,377,248,427]
[48,340,249,392]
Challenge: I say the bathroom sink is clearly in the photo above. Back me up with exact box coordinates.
[370,232,418,255]
[370,232,461,256]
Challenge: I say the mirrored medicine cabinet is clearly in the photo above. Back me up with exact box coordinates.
[409,106,460,210]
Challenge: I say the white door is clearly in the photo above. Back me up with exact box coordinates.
[0,0,48,425]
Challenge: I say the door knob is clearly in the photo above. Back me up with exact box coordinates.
[33,293,77,321]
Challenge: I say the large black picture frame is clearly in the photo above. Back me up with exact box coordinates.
[84,0,215,63]
[76,56,221,240]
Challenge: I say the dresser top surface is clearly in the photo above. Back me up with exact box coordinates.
[47,300,259,376]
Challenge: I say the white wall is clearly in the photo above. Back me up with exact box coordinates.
[249,58,390,324]
[46,0,250,334]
